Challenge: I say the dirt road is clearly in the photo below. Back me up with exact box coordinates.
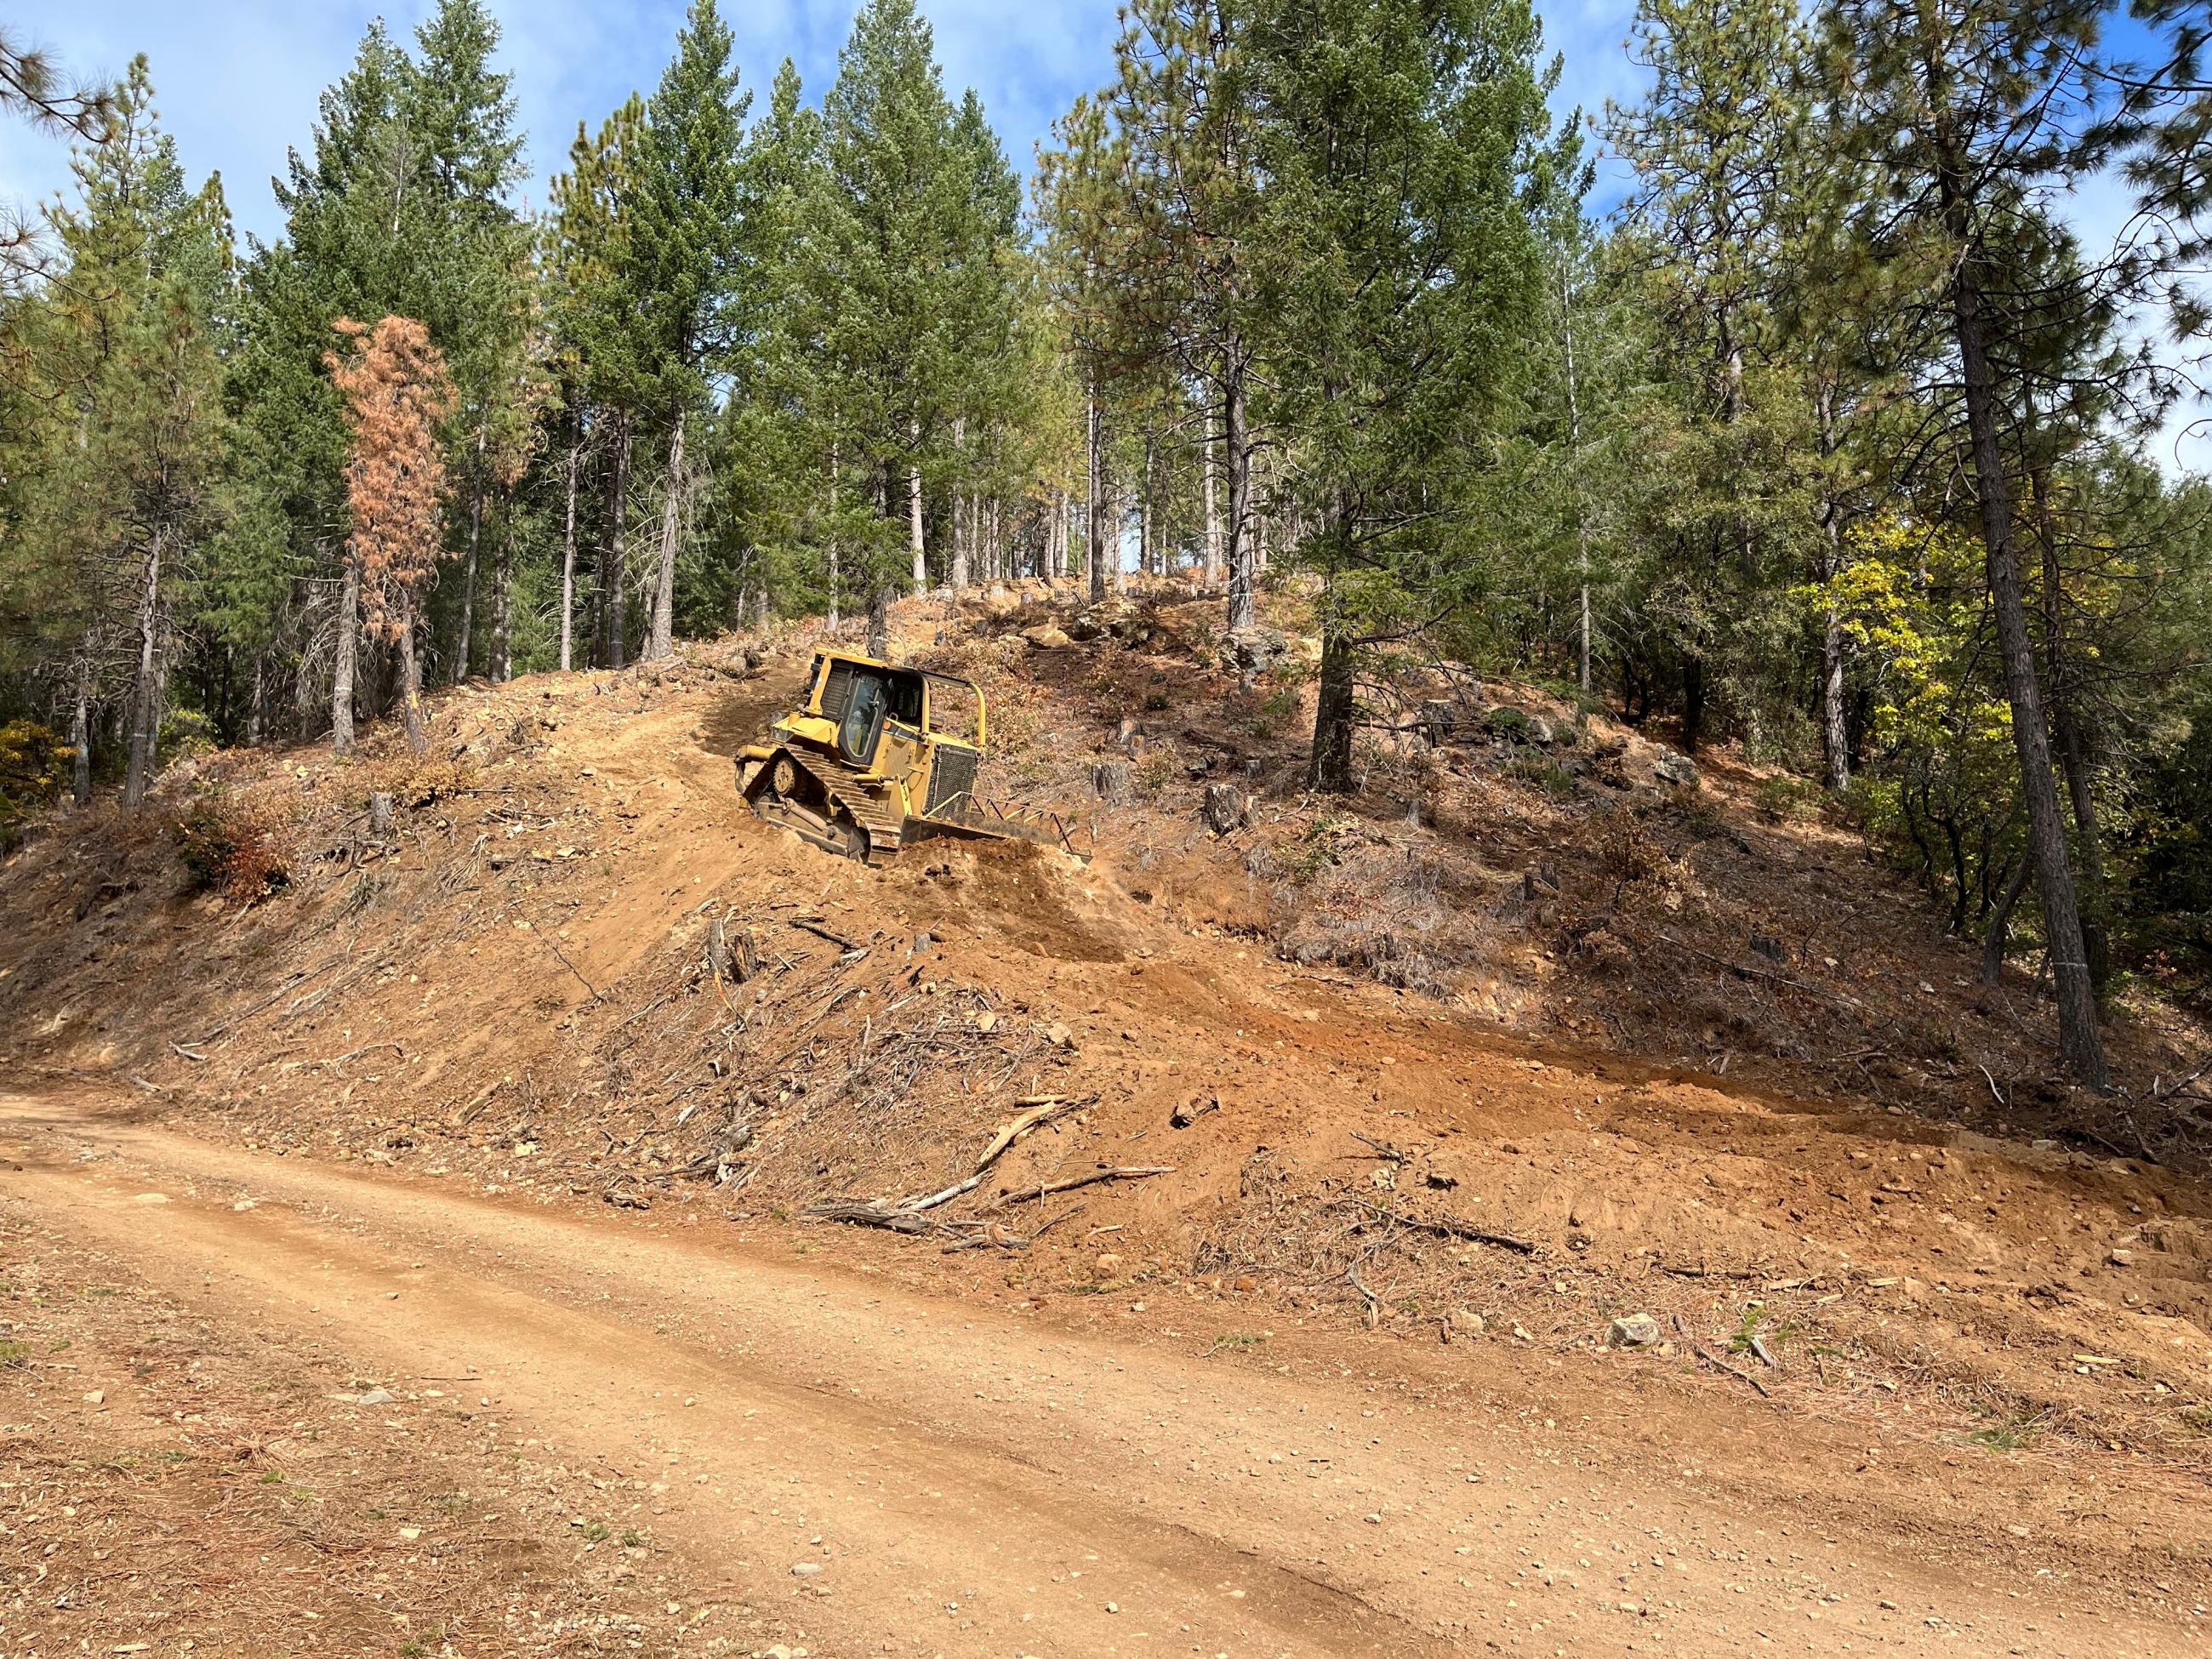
[0,1088,2189,1658]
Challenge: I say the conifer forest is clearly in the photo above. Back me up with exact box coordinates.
[6,0,2212,1092]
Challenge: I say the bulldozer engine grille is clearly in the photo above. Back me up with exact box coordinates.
[927,744,978,814]
[819,660,857,721]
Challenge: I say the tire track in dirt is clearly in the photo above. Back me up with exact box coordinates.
[0,1091,2186,1658]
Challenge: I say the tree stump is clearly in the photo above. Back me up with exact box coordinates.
[368,791,394,840]
[1202,783,1247,835]
[1092,760,1132,805]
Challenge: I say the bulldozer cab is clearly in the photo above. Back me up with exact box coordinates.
[807,653,984,776]
[822,658,921,767]
[738,648,1080,863]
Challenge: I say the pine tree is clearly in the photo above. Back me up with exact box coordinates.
[547,94,652,668]
[1605,0,1816,759]
[1035,94,1128,606]
[812,0,976,636]
[0,60,231,807]
[1108,0,1268,629]
[2,28,117,303]
[327,315,457,752]
[635,0,750,660]
[1240,0,1559,789]
[226,3,534,727]
[718,59,825,625]
[1816,0,2135,1088]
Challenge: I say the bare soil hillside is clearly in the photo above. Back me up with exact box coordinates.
[3,581,2210,1653]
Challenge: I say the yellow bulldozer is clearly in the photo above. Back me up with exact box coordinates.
[736,647,1086,864]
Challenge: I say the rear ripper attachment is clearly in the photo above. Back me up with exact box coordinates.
[736,648,1088,864]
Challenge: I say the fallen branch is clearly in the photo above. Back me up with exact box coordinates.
[1030,1202,1085,1239]
[168,1042,207,1063]
[1349,1131,1412,1164]
[1673,1313,1773,1399]
[539,934,600,1000]
[992,1166,1174,1206]
[941,1220,1029,1252]
[791,917,861,951]
[974,1096,1088,1171]
[1325,1198,1537,1255]
[902,1170,986,1213]
[807,1200,936,1234]
[326,1040,405,1067]
[1648,931,1847,1005]
[1346,1259,1382,1331]
[1656,1260,1764,1281]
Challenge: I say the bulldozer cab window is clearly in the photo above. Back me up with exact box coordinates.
[835,667,922,766]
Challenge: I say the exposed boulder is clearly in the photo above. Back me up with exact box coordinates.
[1221,625,1291,680]
[1483,706,1531,742]
[1607,1313,1663,1348]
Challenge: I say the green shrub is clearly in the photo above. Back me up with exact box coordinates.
[1753,774,1825,824]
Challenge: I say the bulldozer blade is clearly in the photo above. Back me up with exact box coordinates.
[920,795,1092,862]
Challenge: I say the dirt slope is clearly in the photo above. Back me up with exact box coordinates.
[3,584,2211,1653]
[2,1089,2194,1658]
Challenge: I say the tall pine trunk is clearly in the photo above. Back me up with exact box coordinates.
[826,437,841,631]
[1114,487,1130,593]
[1310,588,1357,792]
[1140,431,1154,577]
[909,419,927,596]
[1819,590,1850,790]
[1086,379,1107,602]
[1560,265,1593,697]
[122,525,167,810]
[332,552,360,753]
[1815,390,1851,790]
[70,656,93,806]
[455,424,485,684]
[396,602,428,755]
[950,417,969,592]
[1204,419,1222,588]
[559,422,580,672]
[604,415,631,670]
[490,499,514,683]
[866,584,890,658]
[1224,368,1255,630]
[1938,152,2107,1089]
[647,407,687,660]
[2031,460,2109,990]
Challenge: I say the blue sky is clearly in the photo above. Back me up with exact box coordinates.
[0,0,1647,242]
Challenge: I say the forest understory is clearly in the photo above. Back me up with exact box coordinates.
[2,586,2210,1654]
